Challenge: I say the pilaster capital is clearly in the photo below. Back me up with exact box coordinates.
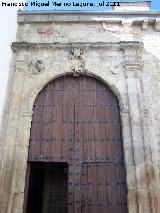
[123,60,144,71]
[120,41,144,59]
[122,60,144,78]
[120,41,144,78]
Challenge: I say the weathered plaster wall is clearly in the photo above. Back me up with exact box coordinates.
[0,11,160,213]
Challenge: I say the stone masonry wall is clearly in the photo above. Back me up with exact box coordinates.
[0,11,160,213]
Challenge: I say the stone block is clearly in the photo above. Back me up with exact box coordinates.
[126,165,137,190]
[10,93,22,108]
[5,127,17,146]
[132,127,143,143]
[14,146,28,171]
[0,192,8,207]
[0,169,12,194]
[13,170,26,194]
[12,189,25,206]
[123,143,134,166]
[0,206,7,213]
[122,126,132,141]
[155,20,160,32]
[127,189,138,213]
[136,163,149,190]
[149,191,160,212]
[133,146,145,165]
[120,112,131,127]
[12,74,25,93]
[137,190,150,213]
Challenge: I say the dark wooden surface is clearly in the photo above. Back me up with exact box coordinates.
[29,75,128,213]
[42,165,68,213]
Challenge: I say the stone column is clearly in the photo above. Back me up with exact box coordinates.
[122,44,150,213]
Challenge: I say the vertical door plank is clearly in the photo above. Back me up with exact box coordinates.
[80,163,88,213]
[97,163,107,212]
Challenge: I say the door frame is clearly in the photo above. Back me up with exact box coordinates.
[5,71,151,213]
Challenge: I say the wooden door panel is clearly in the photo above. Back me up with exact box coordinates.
[80,163,127,213]
[28,75,128,213]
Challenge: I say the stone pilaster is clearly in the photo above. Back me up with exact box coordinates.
[122,44,160,213]
[122,45,150,213]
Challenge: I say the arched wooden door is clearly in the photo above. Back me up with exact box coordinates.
[28,75,128,213]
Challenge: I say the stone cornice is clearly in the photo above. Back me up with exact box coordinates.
[17,11,160,32]
[17,10,160,26]
[11,41,143,52]
[18,10,160,16]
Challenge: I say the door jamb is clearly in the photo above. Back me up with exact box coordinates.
[23,163,30,213]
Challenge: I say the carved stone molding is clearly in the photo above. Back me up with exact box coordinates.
[120,41,144,77]
[32,60,44,74]
[69,47,84,60]
[69,44,87,76]
[17,11,160,31]
[142,20,149,31]
[71,62,87,77]
[155,19,160,31]
[25,56,45,74]
[122,60,144,77]
[15,61,27,72]
[122,19,136,34]
[102,20,137,35]
[11,41,143,52]
[37,23,55,35]
[122,60,144,71]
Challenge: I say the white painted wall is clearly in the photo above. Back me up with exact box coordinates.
[0,2,25,125]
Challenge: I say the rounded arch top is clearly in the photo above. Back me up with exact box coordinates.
[28,73,125,163]
[24,73,126,115]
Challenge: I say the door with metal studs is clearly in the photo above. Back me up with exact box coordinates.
[28,75,128,213]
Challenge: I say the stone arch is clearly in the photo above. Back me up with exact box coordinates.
[23,72,127,117]
[3,72,136,213]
